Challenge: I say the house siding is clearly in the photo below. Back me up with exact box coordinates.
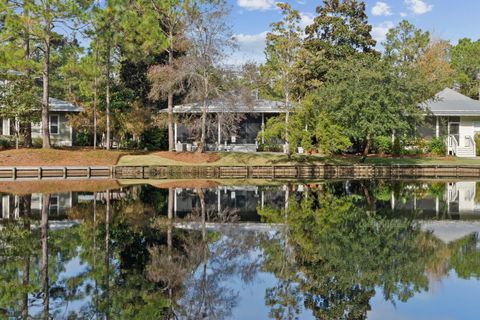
[31,112,73,146]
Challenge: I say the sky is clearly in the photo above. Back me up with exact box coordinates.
[226,0,480,65]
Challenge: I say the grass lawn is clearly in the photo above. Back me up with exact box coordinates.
[117,151,480,167]
[0,148,129,166]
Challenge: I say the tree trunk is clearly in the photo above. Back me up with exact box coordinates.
[285,93,289,155]
[167,33,175,151]
[21,194,31,319]
[105,40,111,150]
[104,190,111,319]
[363,136,372,157]
[41,194,50,318]
[42,35,51,149]
[199,77,208,153]
[23,4,32,148]
[93,44,99,149]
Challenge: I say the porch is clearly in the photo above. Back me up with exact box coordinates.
[166,98,288,153]
[423,88,480,158]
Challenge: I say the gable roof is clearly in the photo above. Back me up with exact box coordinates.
[165,98,289,114]
[424,88,480,116]
[49,98,83,112]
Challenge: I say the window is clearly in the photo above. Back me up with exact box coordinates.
[49,196,59,215]
[50,115,59,134]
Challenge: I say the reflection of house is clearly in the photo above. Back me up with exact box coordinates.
[421,88,480,157]
[391,181,480,217]
[1,192,76,219]
[164,98,288,152]
[172,186,289,220]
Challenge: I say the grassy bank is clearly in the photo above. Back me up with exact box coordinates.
[0,149,479,167]
[0,148,128,166]
[117,151,480,167]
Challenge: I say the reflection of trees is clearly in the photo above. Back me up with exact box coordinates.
[260,188,446,319]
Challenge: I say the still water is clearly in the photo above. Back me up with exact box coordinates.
[1,179,480,319]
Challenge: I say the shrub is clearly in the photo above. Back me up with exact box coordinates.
[392,137,402,156]
[75,131,92,146]
[0,136,11,149]
[32,137,43,148]
[374,136,392,154]
[140,127,168,151]
[426,137,446,156]
[475,134,480,156]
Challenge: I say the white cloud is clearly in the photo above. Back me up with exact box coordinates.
[237,0,275,11]
[300,12,315,28]
[227,31,268,65]
[400,12,408,17]
[371,2,392,16]
[371,21,395,44]
[405,0,433,15]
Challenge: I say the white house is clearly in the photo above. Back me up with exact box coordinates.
[423,88,480,157]
[1,98,83,147]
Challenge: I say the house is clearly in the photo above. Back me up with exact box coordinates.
[422,88,480,157]
[166,98,288,152]
[1,98,83,147]
[1,71,83,147]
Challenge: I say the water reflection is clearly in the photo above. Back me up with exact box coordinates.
[0,180,479,319]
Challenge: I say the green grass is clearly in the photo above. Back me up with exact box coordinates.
[117,152,480,166]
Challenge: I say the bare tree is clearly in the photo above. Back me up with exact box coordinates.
[183,1,236,152]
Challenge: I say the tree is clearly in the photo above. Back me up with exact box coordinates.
[301,0,376,90]
[317,54,428,155]
[28,0,91,148]
[0,74,40,148]
[139,0,190,152]
[416,40,454,91]
[263,2,303,154]
[383,20,430,66]
[183,1,235,152]
[451,38,480,99]
[0,0,40,147]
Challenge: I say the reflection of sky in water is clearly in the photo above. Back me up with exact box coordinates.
[3,181,480,319]
[369,272,480,320]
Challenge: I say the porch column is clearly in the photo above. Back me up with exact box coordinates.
[217,113,221,147]
[435,116,439,138]
[217,187,221,214]
[2,118,10,136]
[261,113,265,144]
[174,122,178,145]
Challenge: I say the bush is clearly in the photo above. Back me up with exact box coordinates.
[0,136,11,149]
[32,137,43,148]
[475,134,480,156]
[140,127,168,151]
[374,136,392,154]
[257,143,283,152]
[426,137,446,156]
[75,131,92,146]
[392,137,402,156]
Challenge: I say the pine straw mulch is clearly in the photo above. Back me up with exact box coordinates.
[0,148,126,166]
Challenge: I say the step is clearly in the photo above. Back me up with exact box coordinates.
[455,147,476,157]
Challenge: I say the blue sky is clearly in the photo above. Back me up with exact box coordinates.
[227,0,480,65]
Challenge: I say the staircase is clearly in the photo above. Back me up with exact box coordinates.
[448,135,476,157]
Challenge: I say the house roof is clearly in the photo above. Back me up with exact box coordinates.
[49,98,83,112]
[424,88,480,116]
[165,98,289,114]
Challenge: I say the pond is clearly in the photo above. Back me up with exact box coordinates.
[1,179,480,319]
